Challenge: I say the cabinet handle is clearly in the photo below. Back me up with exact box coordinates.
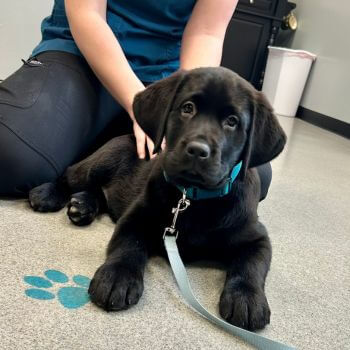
[282,12,298,31]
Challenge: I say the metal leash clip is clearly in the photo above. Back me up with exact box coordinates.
[163,190,191,240]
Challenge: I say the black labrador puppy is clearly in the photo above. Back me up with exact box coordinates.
[29,67,286,331]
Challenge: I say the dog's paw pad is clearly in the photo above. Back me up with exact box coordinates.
[67,193,98,226]
[24,269,91,309]
[70,198,82,206]
[69,205,79,214]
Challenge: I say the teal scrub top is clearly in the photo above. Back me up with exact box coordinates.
[32,0,196,82]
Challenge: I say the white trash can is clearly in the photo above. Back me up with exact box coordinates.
[262,46,317,117]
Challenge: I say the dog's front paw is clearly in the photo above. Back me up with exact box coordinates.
[88,263,144,311]
[29,182,68,212]
[219,281,270,331]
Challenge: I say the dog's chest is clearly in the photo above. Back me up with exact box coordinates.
[171,205,235,261]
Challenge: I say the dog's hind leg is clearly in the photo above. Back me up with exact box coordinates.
[29,135,137,213]
[63,134,137,192]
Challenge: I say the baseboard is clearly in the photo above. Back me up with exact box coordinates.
[296,107,350,139]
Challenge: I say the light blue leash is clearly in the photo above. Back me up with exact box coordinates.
[163,191,296,350]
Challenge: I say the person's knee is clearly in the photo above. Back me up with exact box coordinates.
[256,163,272,201]
[0,124,58,196]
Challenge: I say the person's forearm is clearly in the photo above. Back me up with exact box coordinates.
[180,34,224,69]
[180,0,238,70]
[65,2,144,118]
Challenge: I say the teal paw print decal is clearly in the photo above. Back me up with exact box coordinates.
[24,269,91,309]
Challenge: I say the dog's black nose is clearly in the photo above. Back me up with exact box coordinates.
[186,141,210,159]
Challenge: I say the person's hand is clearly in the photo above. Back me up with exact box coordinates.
[128,97,166,159]
[127,107,156,159]
[133,120,156,159]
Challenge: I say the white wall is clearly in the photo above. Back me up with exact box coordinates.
[0,0,54,79]
[291,0,350,123]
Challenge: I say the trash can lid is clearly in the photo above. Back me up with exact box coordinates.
[268,46,317,61]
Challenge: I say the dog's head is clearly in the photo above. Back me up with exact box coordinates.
[133,67,286,189]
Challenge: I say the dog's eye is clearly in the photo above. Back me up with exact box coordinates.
[181,101,197,117]
[225,115,239,128]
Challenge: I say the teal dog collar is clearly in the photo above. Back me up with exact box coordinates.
[164,161,242,200]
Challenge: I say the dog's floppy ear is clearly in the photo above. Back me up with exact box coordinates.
[133,71,186,153]
[242,91,287,172]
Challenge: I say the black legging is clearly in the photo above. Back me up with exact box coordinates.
[0,51,272,198]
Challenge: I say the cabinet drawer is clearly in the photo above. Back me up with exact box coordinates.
[237,0,277,15]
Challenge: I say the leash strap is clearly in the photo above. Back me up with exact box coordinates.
[164,235,296,350]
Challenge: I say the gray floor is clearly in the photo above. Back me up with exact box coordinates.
[0,116,349,350]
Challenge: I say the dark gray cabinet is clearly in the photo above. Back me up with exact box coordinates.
[221,0,295,89]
